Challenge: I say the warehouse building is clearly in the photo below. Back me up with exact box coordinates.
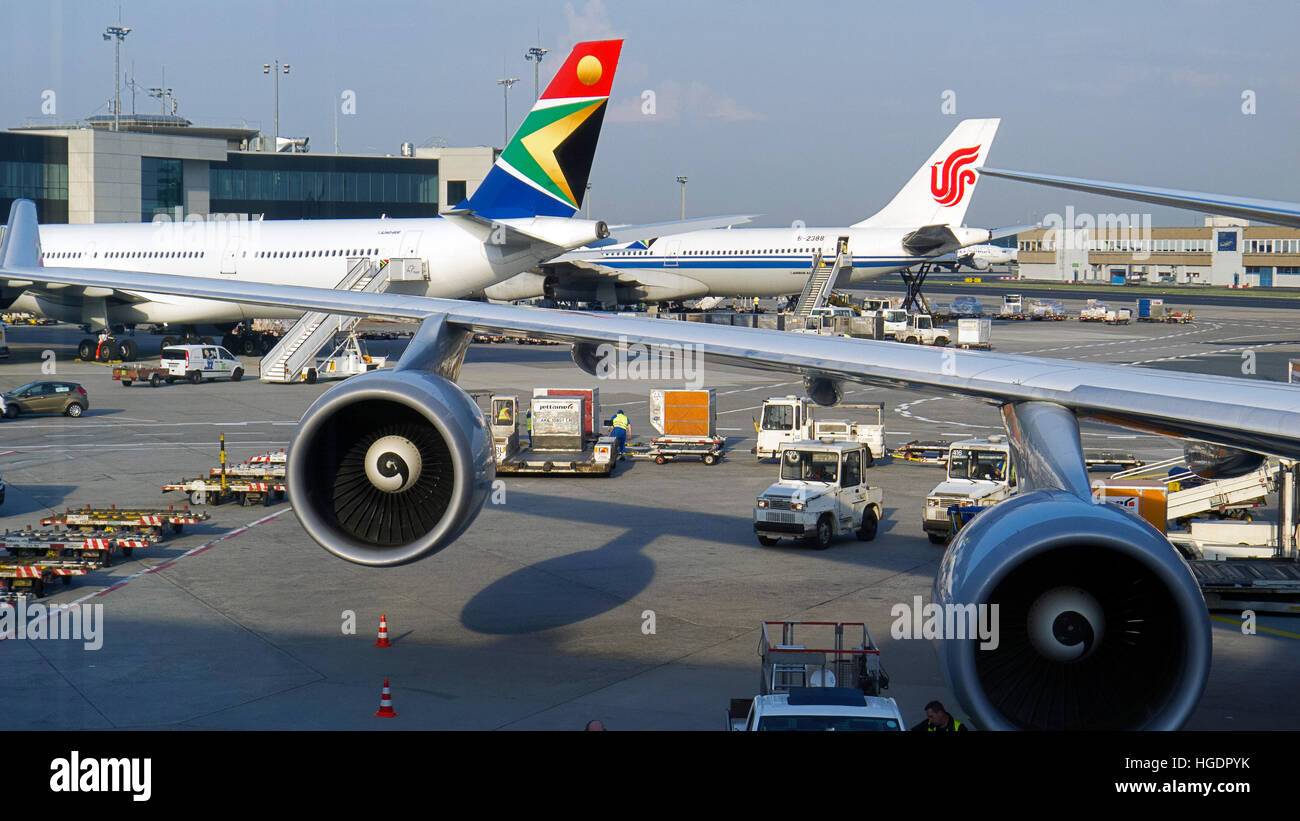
[1016,217,1300,287]
[1,114,495,224]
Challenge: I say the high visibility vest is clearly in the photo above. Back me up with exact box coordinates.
[526,415,532,431]
[928,717,962,731]
[612,413,629,431]
[496,406,513,422]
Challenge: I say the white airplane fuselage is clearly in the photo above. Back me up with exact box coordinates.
[19,216,586,328]
[511,224,992,303]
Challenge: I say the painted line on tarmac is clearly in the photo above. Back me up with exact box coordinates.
[1210,614,1300,638]
[0,506,293,641]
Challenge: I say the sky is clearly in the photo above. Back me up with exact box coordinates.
[3,0,1299,228]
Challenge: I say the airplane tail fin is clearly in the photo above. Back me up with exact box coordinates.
[852,118,999,228]
[461,40,623,219]
[0,199,40,270]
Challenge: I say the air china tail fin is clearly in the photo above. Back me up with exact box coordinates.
[460,39,623,219]
[853,118,999,229]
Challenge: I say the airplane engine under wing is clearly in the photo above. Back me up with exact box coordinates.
[935,489,1211,730]
[287,369,494,567]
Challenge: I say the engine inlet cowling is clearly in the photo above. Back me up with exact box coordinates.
[935,489,1211,730]
[287,370,494,567]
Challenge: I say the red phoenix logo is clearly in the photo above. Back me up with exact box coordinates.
[930,145,981,207]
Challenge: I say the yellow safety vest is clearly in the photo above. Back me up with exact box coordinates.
[612,413,629,431]
[928,718,962,731]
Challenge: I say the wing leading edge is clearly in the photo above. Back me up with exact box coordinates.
[4,199,1299,459]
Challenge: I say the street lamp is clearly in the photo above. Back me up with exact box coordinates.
[497,77,519,148]
[263,60,291,146]
[525,46,549,101]
[103,25,132,132]
[676,176,688,219]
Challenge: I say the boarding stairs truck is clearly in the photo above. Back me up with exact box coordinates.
[792,248,853,319]
[753,441,883,549]
[488,393,617,475]
[1094,459,1300,613]
[922,436,1015,545]
[726,620,902,731]
[260,257,423,383]
[643,388,725,465]
[753,396,886,460]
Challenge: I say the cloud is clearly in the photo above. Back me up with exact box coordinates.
[561,0,622,47]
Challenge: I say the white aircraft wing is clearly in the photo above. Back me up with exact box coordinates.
[598,214,757,245]
[979,167,1300,229]
[5,210,1299,459]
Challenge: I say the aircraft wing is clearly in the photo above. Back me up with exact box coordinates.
[6,247,1299,461]
[587,213,758,247]
[979,167,1300,229]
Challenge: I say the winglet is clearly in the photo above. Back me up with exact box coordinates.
[0,199,41,270]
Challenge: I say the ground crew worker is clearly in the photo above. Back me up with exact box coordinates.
[496,401,514,427]
[95,329,109,360]
[525,410,532,446]
[609,409,630,457]
[911,700,968,731]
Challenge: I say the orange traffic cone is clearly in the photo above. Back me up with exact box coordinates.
[375,679,397,718]
[375,614,392,648]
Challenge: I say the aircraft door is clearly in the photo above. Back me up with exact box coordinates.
[665,239,680,267]
[221,238,238,275]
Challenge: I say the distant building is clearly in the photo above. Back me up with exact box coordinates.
[1016,217,1300,287]
[3,115,495,224]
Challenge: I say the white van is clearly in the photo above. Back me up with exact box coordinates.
[160,344,244,384]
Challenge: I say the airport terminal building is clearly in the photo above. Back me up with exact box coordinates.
[0,115,495,225]
[1017,217,1300,287]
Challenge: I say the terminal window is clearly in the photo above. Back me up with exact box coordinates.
[141,157,183,222]
[447,180,467,205]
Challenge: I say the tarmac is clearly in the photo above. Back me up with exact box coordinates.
[1,293,1298,730]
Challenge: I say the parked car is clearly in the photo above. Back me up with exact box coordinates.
[3,381,90,418]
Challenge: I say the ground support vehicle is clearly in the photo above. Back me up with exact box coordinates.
[41,505,209,539]
[488,394,617,476]
[998,294,1026,319]
[753,397,886,461]
[890,440,951,466]
[112,363,172,387]
[753,441,883,549]
[727,620,902,731]
[0,558,90,600]
[891,313,951,346]
[639,388,726,465]
[923,436,1015,545]
[164,478,286,506]
[0,527,157,565]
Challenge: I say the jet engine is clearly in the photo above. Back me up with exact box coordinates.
[287,370,494,567]
[935,489,1211,730]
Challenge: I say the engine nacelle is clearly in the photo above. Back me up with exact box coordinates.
[935,490,1211,730]
[803,376,843,407]
[287,370,494,567]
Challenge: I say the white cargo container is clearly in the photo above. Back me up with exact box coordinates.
[956,318,991,349]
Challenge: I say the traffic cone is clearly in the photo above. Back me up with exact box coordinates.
[375,614,392,648]
[375,679,397,718]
